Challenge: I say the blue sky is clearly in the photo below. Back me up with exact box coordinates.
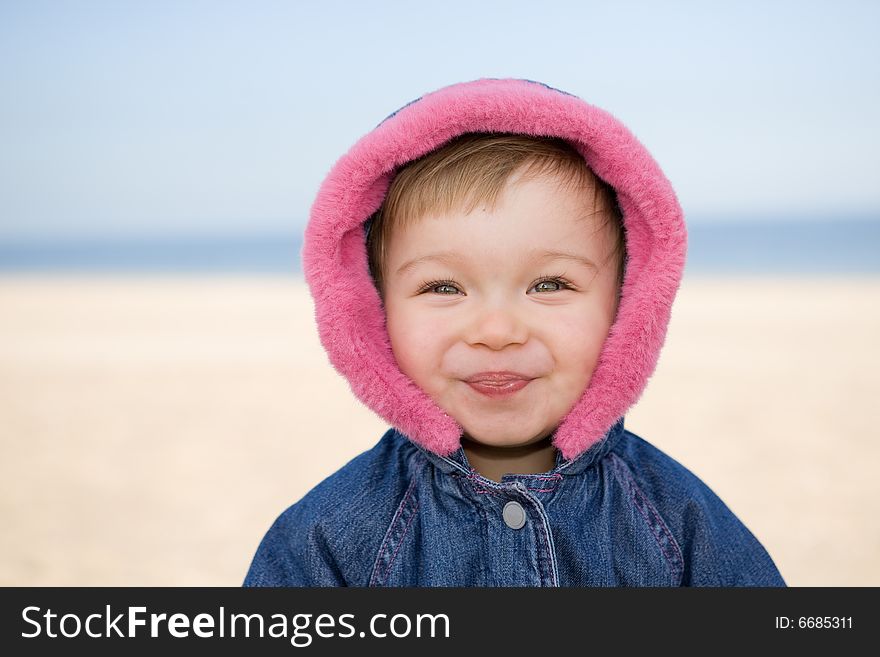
[1,0,878,241]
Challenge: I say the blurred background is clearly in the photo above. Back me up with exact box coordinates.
[1,0,877,586]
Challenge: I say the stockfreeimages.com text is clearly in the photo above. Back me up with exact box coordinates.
[21,605,450,646]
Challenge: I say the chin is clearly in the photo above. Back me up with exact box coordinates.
[460,426,547,448]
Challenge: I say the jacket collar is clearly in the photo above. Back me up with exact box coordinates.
[405,416,625,479]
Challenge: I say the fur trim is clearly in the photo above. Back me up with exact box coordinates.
[302,78,687,460]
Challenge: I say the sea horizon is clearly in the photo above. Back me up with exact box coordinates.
[0,217,878,275]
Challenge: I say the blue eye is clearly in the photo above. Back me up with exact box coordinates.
[531,276,575,293]
[417,279,461,295]
[533,279,566,293]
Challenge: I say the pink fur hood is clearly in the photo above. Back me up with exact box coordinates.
[301,78,687,462]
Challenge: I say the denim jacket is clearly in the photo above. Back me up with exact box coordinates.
[243,418,785,586]
[244,78,785,586]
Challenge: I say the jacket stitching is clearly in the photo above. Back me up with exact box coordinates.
[457,470,562,495]
[608,453,684,585]
[383,497,420,585]
[514,474,563,482]
[369,473,419,586]
[517,489,561,586]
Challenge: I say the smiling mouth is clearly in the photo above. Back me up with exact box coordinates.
[465,378,532,398]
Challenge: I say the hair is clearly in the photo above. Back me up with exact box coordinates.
[366,132,627,303]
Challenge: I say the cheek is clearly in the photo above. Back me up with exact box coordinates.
[386,308,439,378]
[549,309,611,373]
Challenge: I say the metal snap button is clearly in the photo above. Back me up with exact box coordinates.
[502,501,526,529]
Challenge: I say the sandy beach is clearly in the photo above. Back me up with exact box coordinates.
[0,274,877,586]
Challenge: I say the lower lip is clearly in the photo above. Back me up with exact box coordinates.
[466,379,531,398]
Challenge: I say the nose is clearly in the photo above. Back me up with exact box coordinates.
[464,302,529,350]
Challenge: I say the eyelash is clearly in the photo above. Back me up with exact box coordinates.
[416,273,576,295]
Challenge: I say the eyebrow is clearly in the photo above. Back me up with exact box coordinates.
[395,248,598,277]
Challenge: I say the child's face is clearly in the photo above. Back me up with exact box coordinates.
[383,169,620,450]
